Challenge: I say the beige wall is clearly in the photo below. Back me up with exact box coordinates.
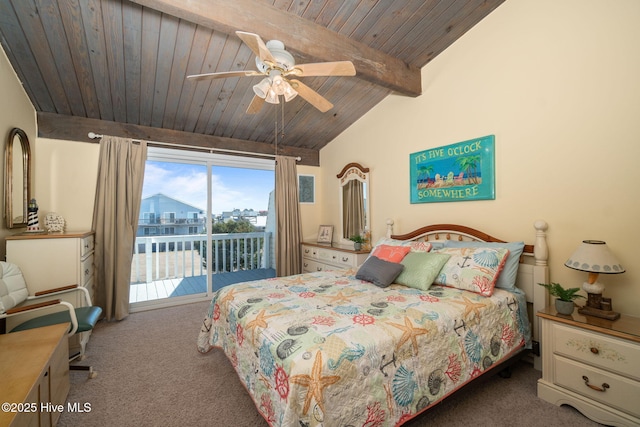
[297,164,323,241]
[319,0,640,317]
[34,138,99,231]
[0,46,37,260]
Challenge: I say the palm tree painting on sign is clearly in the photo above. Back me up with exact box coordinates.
[410,135,495,204]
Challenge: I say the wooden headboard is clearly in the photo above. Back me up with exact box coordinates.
[385,219,549,368]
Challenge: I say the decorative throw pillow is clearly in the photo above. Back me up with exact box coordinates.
[373,238,433,253]
[395,252,451,291]
[356,256,404,287]
[433,247,510,296]
[443,240,525,291]
[371,244,411,263]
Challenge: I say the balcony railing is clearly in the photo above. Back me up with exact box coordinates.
[131,232,272,284]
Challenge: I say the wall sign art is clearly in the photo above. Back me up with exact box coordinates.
[410,135,495,204]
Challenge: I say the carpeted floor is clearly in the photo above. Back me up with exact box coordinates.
[58,301,603,427]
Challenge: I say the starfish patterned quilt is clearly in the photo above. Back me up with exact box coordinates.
[197,269,529,426]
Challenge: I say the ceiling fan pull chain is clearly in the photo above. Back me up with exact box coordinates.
[274,104,278,157]
[281,101,286,141]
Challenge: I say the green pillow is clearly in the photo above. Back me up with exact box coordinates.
[395,252,451,291]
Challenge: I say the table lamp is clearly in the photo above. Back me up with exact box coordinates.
[564,240,625,320]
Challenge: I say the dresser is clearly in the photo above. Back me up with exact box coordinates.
[6,231,96,355]
[0,323,70,427]
[537,307,640,426]
[301,242,369,273]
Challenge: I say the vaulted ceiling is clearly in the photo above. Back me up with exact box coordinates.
[0,0,505,165]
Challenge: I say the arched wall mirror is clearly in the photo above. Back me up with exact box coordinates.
[337,163,370,243]
[4,127,31,229]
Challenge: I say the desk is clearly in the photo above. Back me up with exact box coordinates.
[0,323,70,426]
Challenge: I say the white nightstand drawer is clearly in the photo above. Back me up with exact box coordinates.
[552,323,640,380]
[553,354,640,417]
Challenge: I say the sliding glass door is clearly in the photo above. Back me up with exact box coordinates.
[130,147,275,311]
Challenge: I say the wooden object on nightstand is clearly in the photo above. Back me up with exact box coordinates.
[301,242,369,273]
[537,307,640,426]
[6,231,95,356]
[0,323,70,427]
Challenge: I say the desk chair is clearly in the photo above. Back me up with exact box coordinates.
[0,262,102,378]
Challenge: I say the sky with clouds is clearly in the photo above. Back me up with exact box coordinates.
[141,161,274,213]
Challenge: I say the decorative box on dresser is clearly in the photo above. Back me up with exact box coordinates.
[301,242,369,273]
[6,231,95,356]
[0,323,70,427]
[537,307,640,426]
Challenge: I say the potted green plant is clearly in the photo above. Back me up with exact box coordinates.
[538,282,585,315]
[349,234,365,251]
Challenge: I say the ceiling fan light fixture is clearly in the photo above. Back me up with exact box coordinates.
[283,83,298,102]
[265,87,279,104]
[253,77,271,99]
[271,74,287,96]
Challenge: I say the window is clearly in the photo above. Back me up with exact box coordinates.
[130,147,276,311]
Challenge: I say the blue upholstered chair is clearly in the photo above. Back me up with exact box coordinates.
[0,261,102,378]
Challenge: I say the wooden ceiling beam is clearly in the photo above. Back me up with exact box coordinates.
[36,113,320,166]
[129,0,422,97]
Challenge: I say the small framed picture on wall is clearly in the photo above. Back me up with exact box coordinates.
[298,174,315,204]
[317,225,333,243]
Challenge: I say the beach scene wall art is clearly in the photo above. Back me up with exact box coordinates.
[410,135,495,204]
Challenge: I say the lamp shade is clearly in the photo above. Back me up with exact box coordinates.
[564,240,625,274]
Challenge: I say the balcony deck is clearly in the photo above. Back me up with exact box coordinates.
[129,268,276,304]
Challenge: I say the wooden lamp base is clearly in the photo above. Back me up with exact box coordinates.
[577,293,620,320]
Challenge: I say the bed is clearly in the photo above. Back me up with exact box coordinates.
[197,220,549,426]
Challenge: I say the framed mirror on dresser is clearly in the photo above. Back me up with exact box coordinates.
[337,162,370,245]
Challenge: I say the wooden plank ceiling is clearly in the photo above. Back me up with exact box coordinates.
[0,0,505,165]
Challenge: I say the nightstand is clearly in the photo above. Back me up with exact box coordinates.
[537,307,640,426]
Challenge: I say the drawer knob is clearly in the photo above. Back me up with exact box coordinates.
[590,347,599,355]
[582,375,609,392]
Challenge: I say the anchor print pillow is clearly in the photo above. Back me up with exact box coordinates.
[432,247,509,296]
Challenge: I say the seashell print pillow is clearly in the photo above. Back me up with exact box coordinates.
[372,238,434,253]
[433,247,510,296]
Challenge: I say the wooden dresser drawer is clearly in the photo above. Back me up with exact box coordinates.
[81,234,95,258]
[552,323,640,380]
[81,255,95,285]
[553,354,640,417]
[302,259,327,273]
[301,243,369,273]
[316,247,355,268]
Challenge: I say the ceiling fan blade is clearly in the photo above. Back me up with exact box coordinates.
[246,95,265,114]
[287,61,356,77]
[236,31,276,64]
[289,79,333,112]
[187,70,261,81]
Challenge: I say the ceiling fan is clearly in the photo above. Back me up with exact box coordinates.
[187,31,356,114]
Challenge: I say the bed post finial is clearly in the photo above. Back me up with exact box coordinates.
[386,218,394,238]
[534,220,549,266]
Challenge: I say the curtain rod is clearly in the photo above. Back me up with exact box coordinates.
[87,132,301,161]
